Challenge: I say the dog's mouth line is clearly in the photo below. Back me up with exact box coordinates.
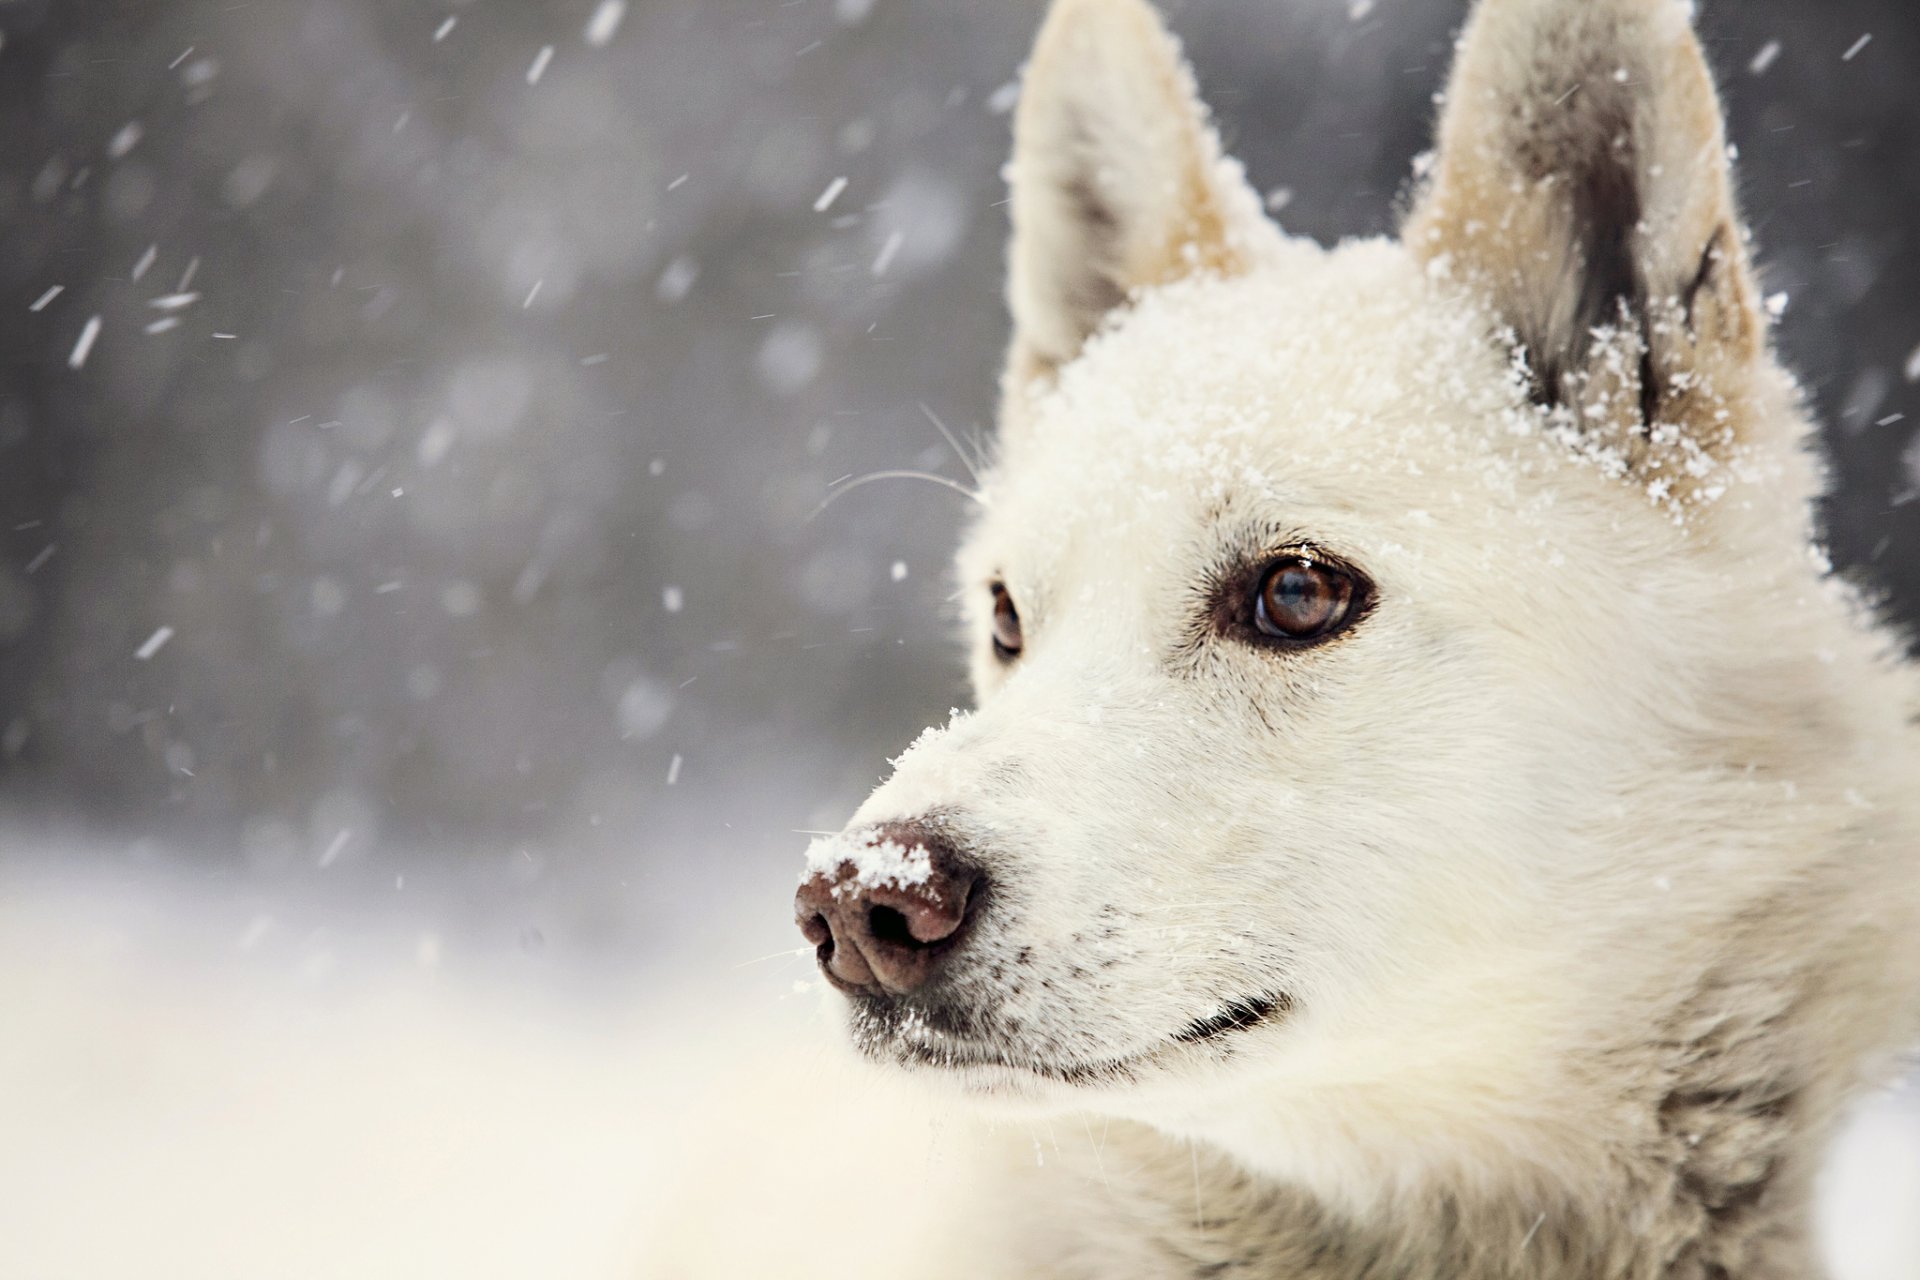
[1172,992,1289,1045]
[874,989,1290,1086]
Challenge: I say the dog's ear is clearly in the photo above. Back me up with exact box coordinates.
[1004,0,1259,390]
[1405,0,1771,468]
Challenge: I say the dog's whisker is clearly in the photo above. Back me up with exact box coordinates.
[810,470,985,521]
[918,401,987,488]
[732,945,816,970]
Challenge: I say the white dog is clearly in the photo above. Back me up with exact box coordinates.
[663,1,1920,1275]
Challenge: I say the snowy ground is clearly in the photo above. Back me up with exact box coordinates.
[0,858,1914,1278]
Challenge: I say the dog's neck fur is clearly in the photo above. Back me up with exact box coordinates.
[1025,1126,1812,1280]
[1011,1004,1822,1280]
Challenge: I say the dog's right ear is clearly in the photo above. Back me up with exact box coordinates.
[1003,0,1259,397]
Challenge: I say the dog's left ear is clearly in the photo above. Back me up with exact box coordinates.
[1406,0,1771,465]
[1004,0,1261,393]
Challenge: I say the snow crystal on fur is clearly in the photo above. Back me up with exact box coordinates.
[802,833,933,897]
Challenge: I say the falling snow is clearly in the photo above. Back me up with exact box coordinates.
[584,0,627,48]
[527,45,554,86]
[67,315,101,369]
[134,626,175,661]
[317,828,352,868]
[871,230,905,276]
[755,322,824,396]
[813,175,849,213]
[656,254,699,302]
[106,120,143,159]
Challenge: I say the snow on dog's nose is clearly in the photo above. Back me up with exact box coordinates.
[795,822,984,998]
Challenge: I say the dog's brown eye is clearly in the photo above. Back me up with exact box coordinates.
[991,584,1023,661]
[1255,558,1356,642]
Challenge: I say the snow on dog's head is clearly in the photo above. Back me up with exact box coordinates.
[800,0,1920,1200]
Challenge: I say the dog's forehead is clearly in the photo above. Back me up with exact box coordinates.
[988,239,1533,552]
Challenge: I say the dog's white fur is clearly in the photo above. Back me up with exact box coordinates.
[663,2,1920,1275]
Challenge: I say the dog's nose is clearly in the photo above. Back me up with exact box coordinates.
[795,823,983,998]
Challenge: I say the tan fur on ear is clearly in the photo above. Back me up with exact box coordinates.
[1005,0,1260,395]
[1405,0,1774,484]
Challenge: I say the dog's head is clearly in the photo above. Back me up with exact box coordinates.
[797,0,1865,1153]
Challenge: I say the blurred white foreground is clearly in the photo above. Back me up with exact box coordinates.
[0,858,1914,1278]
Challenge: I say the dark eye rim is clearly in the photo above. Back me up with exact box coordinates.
[1211,548,1374,652]
[989,582,1023,662]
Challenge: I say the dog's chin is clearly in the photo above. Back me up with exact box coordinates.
[877,1049,1089,1109]
[845,991,1291,1105]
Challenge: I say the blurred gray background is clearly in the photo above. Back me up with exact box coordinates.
[1,0,1916,969]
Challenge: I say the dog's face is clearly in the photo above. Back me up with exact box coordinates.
[803,0,1816,1126]
[862,252,1571,1093]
